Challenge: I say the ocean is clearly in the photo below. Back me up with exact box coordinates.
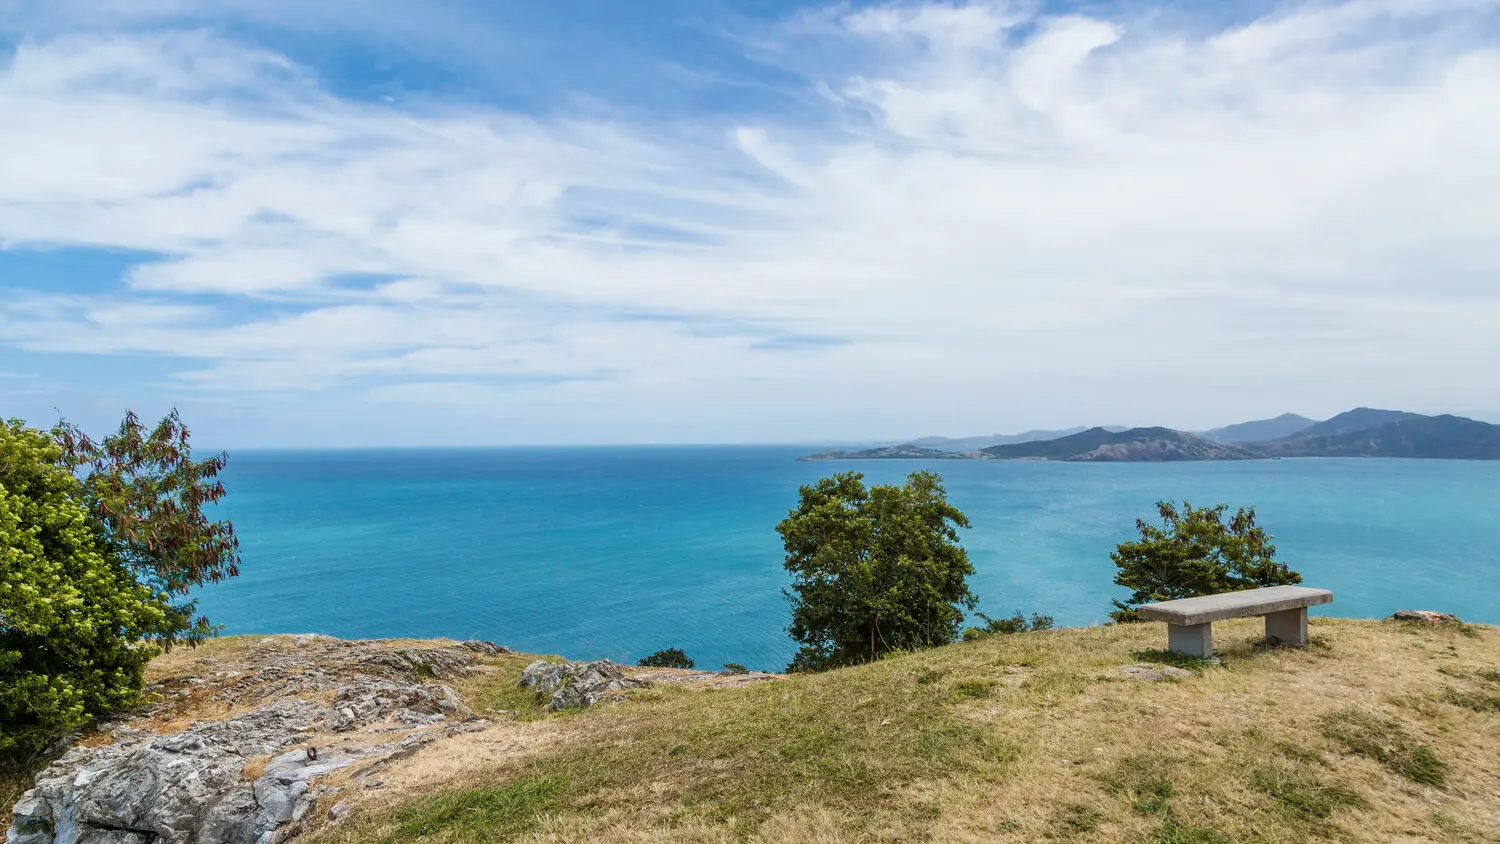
[198,447,1500,672]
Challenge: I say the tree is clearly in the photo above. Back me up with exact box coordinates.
[1109,500,1300,622]
[55,410,240,646]
[1,411,240,756]
[637,648,694,669]
[0,422,171,754]
[778,471,976,672]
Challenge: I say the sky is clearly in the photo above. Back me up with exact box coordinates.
[1,0,1498,447]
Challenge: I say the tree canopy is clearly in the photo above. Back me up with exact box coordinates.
[55,410,240,647]
[637,648,694,669]
[1,412,239,756]
[778,471,976,672]
[1110,500,1301,622]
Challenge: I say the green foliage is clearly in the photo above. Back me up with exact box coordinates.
[637,648,694,669]
[1,411,240,757]
[1109,500,1300,622]
[961,610,1054,640]
[721,663,748,675]
[778,471,976,672]
[56,410,240,646]
[0,421,170,754]
[1320,710,1447,788]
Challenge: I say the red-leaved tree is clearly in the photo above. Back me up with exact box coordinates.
[55,410,240,646]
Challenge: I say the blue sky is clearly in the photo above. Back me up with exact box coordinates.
[1,0,1498,447]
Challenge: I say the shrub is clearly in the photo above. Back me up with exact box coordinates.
[1110,500,1300,622]
[1,423,163,754]
[721,663,749,674]
[1,412,239,756]
[779,471,976,672]
[638,648,694,669]
[962,611,1054,640]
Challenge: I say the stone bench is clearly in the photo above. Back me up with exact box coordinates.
[1136,585,1334,658]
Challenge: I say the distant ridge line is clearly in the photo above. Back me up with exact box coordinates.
[800,409,1500,462]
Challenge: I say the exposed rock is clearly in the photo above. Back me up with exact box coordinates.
[457,641,512,656]
[518,660,643,710]
[1119,665,1193,682]
[360,648,480,680]
[1392,610,1464,625]
[5,639,503,844]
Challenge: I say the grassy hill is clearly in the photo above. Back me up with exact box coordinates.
[277,617,1500,844]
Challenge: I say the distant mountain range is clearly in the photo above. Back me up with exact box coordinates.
[901,427,1128,452]
[800,408,1500,462]
[1197,413,1317,444]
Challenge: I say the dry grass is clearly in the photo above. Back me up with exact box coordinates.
[305,617,1500,844]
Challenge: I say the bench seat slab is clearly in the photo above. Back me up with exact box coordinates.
[1135,586,1333,626]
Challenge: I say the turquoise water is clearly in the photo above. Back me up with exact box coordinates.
[199,447,1500,671]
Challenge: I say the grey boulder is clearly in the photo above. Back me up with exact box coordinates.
[518,660,642,710]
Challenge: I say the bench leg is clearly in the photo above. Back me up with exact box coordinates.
[1264,607,1308,646]
[1167,622,1213,658]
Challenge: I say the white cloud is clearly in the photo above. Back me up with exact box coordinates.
[2,1,1499,442]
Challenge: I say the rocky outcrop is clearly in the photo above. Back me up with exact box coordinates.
[5,637,507,844]
[518,660,642,710]
[1391,610,1464,625]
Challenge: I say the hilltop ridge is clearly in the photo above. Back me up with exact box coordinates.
[9,618,1496,843]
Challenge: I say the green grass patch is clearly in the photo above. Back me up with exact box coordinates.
[386,775,570,842]
[381,654,1028,840]
[948,678,997,701]
[445,655,561,721]
[1248,763,1366,820]
[1321,710,1447,788]
[1146,817,1232,844]
[1053,803,1104,835]
[1105,755,1177,815]
[1442,686,1500,713]
[914,666,947,685]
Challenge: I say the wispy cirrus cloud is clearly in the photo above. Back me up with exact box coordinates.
[1,0,1498,444]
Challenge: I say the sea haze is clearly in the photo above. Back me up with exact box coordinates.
[198,447,1500,671]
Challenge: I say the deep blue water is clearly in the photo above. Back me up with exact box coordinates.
[197,447,1500,672]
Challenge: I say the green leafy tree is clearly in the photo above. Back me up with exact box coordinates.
[778,471,976,672]
[1,411,240,756]
[637,648,694,669]
[0,422,170,754]
[1109,500,1300,622]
